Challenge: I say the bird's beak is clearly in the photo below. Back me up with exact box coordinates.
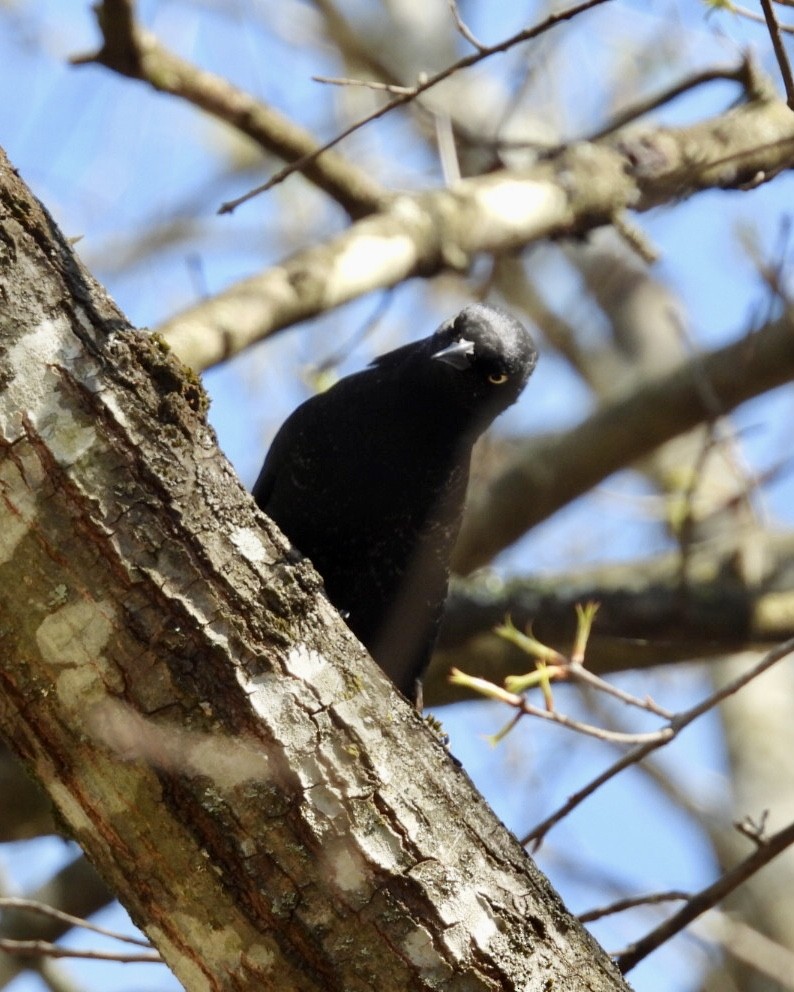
[432,337,475,370]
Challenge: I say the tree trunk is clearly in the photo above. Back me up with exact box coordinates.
[0,149,629,990]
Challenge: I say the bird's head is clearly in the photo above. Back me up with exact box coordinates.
[429,304,537,431]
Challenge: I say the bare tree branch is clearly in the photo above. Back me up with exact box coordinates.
[446,0,487,52]
[617,817,794,972]
[0,859,113,990]
[761,0,794,104]
[0,939,160,965]
[73,0,385,218]
[219,0,616,211]
[158,84,794,370]
[578,890,690,924]
[454,311,794,573]
[521,638,794,849]
[0,899,150,948]
[586,58,755,143]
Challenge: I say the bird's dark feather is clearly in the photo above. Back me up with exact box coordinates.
[253,304,537,696]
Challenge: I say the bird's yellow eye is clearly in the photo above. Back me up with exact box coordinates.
[488,372,509,385]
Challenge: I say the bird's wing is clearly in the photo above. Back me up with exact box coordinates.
[251,444,278,508]
[252,389,333,511]
[251,419,292,509]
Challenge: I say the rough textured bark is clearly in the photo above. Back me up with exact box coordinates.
[0,151,630,989]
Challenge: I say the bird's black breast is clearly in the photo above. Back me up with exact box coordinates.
[254,365,471,694]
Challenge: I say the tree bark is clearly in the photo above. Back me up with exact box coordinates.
[0,150,630,989]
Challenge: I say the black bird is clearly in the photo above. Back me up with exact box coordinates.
[253,304,537,697]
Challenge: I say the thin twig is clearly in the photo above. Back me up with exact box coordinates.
[586,63,752,144]
[616,817,794,972]
[517,697,670,745]
[312,75,415,95]
[491,609,671,716]
[734,809,769,844]
[446,0,487,51]
[566,664,673,719]
[220,0,614,212]
[761,0,794,106]
[578,889,690,924]
[521,637,794,849]
[523,733,667,850]
[0,938,161,964]
[727,1,794,34]
[0,898,151,947]
[451,666,668,744]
